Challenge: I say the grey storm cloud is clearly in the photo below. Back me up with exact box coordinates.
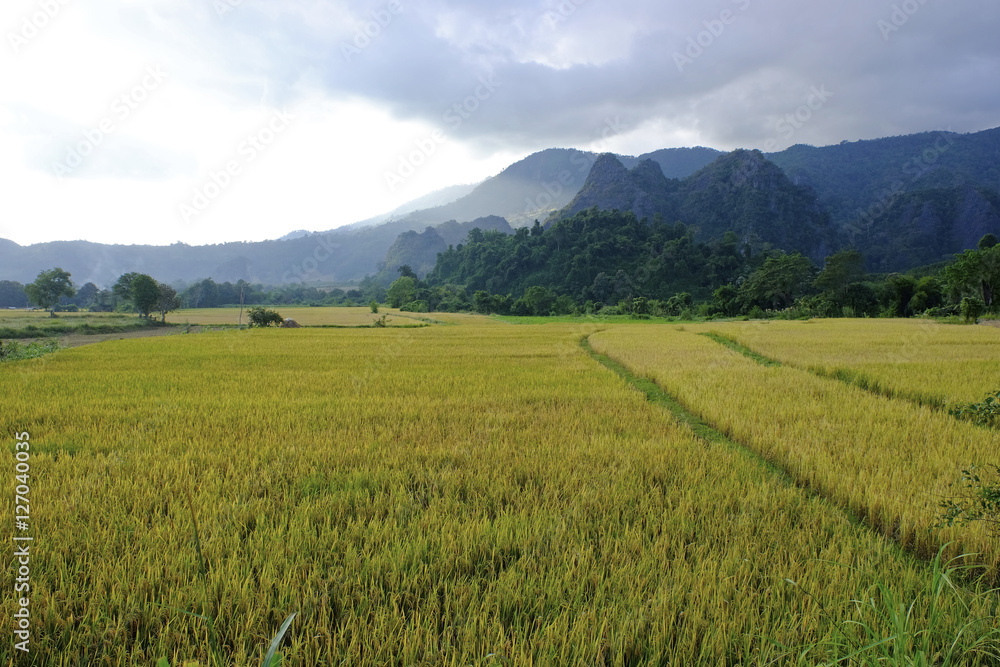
[114,0,1000,152]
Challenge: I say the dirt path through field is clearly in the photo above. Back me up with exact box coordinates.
[57,327,200,348]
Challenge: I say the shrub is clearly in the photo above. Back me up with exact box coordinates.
[0,339,60,362]
[400,300,428,313]
[961,297,986,324]
[247,307,283,328]
[949,389,1000,429]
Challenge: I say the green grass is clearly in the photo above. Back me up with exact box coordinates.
[0,338,61,361]
[792,547,1000,666]
[0,312,166,338]
[701,331,783,367]
[494,313,696,325]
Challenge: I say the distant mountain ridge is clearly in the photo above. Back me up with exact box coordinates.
[766,128,1000,227]
[372,216,514,284]
[2,127,998,285]
[555,149,837,261]
[382,146,722,229]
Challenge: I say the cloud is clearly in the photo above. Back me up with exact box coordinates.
[1,0,998,246]
[44,0,999,153]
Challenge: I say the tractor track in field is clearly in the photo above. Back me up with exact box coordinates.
[581,334,834,501]
[580,332,952,574]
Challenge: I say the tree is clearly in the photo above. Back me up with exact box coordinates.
[131,274,160,318]
[473,290,493,314]
[72,282,101,309]
[943,246,1000,310]
[24,268,75,315]
[739,253,815,311]
[247,307,283,327]
[665,292,692,316]
[156,283,181,322]
[397,265,418,280]
[91,289,116,312]
[961,296,985,324]
[814,249,865,293]
[978,233,999,250]
[710,284,740,317]
[0,281,28,309]
[112,272,144,309]
[907,276,943,314]
[386,276,416,308]
[522,285,556,315]
[841,282,880,317]
[884,274,918,317]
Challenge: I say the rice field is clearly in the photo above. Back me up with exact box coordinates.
[690,319,1000,407]
[589,323,1000,572]
[1,318,998,665]
[169,306,417,327]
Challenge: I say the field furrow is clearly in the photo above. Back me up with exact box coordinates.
[590,325,1000,575]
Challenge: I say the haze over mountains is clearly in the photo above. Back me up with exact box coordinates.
[2,127,999,287]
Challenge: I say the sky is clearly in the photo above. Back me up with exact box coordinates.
[1,0,997,247]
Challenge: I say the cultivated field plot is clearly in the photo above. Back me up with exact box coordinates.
[168,306,413,327]
[590,324,1000,572]
[1,321,998,664]
[693,319,1000,407]
[0,310,139,332]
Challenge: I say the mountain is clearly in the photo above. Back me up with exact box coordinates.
[390,147,721,230]
[332,183,481,233]
[372,216,514,284]
[766,127,1000,228]
[278,230,312,241]
[853,186,1000,272]
[393,149,602,228]
[556,150,838,261]
[633,147,724,178]
[426,207,748,303]
[4,128,998,287]
[558,155,680,222]
[679,150,838,260]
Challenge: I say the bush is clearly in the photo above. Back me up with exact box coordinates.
[925,305,960,318]
[949,389,1000,429]
[0,339,60,362]
[939,465,1000,537]
[961,297,986,324]
[247,307,283,328]
[400,300,428,313]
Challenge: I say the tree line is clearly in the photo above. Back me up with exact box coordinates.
[3,269,183,320]
[0,274,382,313]
[387,208,1000,320]
[6,208,997,322]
